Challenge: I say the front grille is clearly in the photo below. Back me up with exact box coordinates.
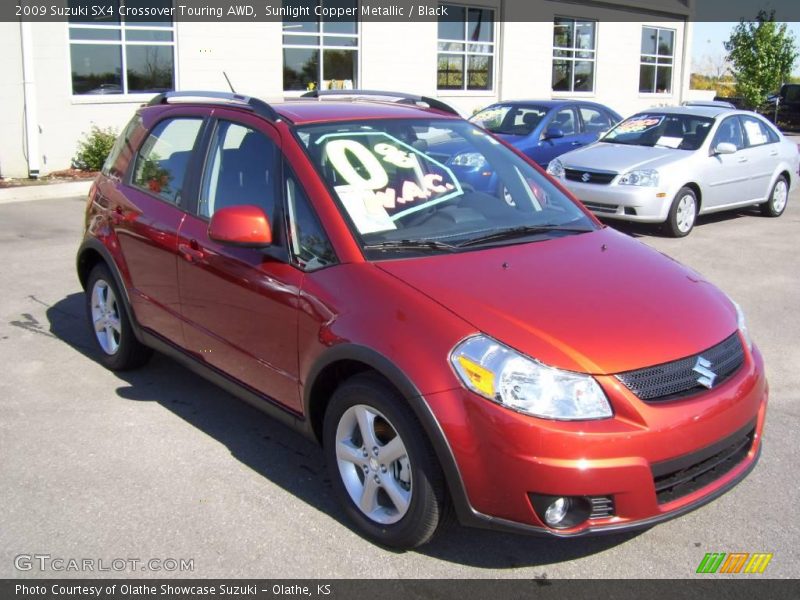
[589,496,615,519]
[652,423,755,504]
[615,333,745,403]
[565,168,617,184]
[582,200,618,214]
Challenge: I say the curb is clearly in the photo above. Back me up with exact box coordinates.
[0,180,93,205]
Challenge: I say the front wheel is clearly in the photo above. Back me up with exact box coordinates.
[323,374,448,549]
[761,176,788,217]
[665,186,697,237]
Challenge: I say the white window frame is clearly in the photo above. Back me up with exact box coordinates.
[282,0,361,93]
[551,16,597,95]
[67,17,177,102]
[436,2,497,94]
[639,25,676,95]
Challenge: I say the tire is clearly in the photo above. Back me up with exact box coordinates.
[761,176,788,217]
[665,186,698,237]
[323,373,448,549]
[85,263,152,371]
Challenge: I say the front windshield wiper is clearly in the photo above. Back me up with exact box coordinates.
[457,224,593,248]
[363,239,458,252]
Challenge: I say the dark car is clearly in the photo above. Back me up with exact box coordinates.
[469,100,622,168]
[77,90,765,549]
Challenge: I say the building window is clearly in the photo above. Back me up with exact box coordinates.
[639,26,675,94]
[552,17,596,92]
[282,0,359,91]
[437,4,495,91]
[68,0,175,96]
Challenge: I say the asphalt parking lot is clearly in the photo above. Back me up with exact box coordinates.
[1,186,798,579]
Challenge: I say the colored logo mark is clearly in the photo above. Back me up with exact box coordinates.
[696,552,773,574]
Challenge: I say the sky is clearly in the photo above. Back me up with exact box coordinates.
[692,21,800,76]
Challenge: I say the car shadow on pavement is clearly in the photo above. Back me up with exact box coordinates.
[47,292,641,568]
[603,207,761,239]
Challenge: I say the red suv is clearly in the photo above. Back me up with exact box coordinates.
[77,91,767,549]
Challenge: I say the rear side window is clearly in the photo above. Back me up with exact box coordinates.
[740,115,779,147]
[198,121,278,220]
[132,118,203,205]
[102,115,141,178]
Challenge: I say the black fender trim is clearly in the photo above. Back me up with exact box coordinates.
[303,343,480,526]
[76,238,145,344]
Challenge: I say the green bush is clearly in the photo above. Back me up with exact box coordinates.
[73,125,118,171]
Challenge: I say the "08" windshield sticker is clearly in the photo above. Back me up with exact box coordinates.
[316,132,462,232]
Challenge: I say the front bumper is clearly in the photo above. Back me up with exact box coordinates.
[558,178,673,223]
[425,341,767,536]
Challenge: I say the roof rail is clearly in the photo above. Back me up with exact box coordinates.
[147,91,282,122]
[301,89,460,116]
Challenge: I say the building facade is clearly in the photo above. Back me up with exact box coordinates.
[1,0,694,178]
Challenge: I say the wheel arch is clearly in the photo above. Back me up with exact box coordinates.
[303,344,474,523]
[682,182,702,211]
[76,238,143,342]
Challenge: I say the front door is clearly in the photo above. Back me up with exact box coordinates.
[176,113,303,411]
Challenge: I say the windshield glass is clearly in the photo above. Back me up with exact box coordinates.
[601,113,713,150]
[469,105,549,136]
[295,119,597,257]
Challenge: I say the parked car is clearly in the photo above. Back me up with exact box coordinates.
[78,90,767,549]
[468,100,622,168]
[548,106,799,236]
[765,83,800,130]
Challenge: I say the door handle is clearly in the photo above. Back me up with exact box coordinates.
[570,141,582,146]
[737,157,748,163]
[769,151,779,156]
[179,240,205,263]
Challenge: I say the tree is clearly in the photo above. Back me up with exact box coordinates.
[724,10,798,108]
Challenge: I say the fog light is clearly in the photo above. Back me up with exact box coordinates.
[544,497,570,526]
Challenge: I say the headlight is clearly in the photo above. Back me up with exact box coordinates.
[731,300,753,350]
[546,158,564,178]
[450,335,612,420]
[618,169,659,187]
[451,152,487,169]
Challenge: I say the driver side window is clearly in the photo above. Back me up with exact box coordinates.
[711,117,744,150]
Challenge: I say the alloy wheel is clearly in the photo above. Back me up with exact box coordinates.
[90,279,122,355]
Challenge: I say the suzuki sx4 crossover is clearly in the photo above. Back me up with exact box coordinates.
[78,91,767,549]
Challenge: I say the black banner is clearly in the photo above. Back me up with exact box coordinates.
[3,580,800,600]
[5,0,800,23]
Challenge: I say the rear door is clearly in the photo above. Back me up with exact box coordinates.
[739,114,782,200]
[111,111,206,346]
[175,111,305,411]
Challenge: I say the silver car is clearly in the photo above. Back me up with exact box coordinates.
[547,106,799,236]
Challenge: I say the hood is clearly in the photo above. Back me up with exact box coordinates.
[560,142,689,173]
[376,228,737,374]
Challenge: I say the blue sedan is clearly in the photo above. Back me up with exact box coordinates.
[469,100,623,168]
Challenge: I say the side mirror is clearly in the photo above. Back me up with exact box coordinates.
[543,126,565,140]
[208,204,272,247]
[713,142,738,155]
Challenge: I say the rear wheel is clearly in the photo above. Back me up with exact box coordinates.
[323,373,448,549]
[665,187,697,237]
[761,176,788,217]
[86,264,152,371]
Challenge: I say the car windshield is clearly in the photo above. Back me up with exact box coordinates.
[295,119,597,257]
[600,113,714,150]
[469,105,549,136]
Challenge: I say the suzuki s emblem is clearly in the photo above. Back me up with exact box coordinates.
[693,356,717,388]
[581,172,591,182]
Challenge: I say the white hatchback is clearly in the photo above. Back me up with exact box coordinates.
[547,106,799,236]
